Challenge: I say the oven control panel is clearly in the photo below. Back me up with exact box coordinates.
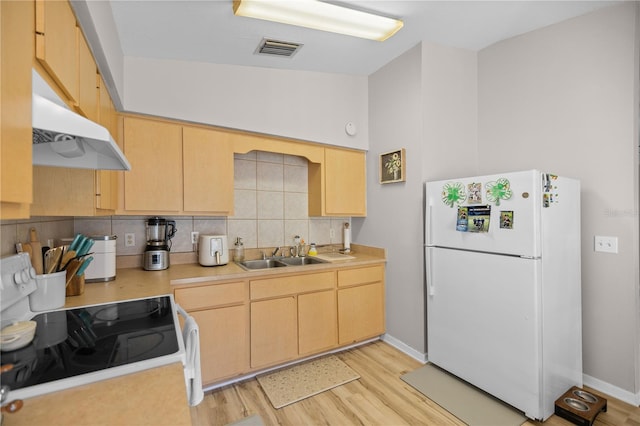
[1,253,37,314]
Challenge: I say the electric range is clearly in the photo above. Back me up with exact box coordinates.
[0,253,186,401]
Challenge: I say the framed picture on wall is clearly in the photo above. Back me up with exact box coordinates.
[379,148,406,184]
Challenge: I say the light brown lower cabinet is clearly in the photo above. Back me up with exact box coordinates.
[337,265,386,345]
[250,271,337,369]
[337,282,385,344]
[174,281,249,385]
[250,296,298,369]
[298,289,337,356]
[190,306,248,384]
[174,263,384,386]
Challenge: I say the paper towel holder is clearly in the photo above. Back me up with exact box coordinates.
[342,222,352,254]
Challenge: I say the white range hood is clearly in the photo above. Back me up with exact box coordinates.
[32,70,131,171]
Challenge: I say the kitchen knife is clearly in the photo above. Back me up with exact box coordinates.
[76,238,94,257]
[60,250,76,270]
[75,256,94,276]
[29,228,43,275]
[68,234,84,252]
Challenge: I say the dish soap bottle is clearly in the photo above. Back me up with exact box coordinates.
[308,243,317,256]
[233,237,245,262]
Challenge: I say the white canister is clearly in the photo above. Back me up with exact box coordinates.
[85,235,116,283]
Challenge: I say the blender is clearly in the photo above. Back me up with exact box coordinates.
[143,217,176,271]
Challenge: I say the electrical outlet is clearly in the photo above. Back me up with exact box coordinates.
[594,236,618,253]
[330,229,335,239]
[125,233,135,247]
[191,231,199,244]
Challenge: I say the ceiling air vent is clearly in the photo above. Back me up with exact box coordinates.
[255,38,303,58]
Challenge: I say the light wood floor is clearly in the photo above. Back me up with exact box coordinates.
[190,340,640,426]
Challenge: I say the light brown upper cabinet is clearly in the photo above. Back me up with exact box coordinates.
[96,76,118,211]
[1,0,34,219]
[77,29,98,121]
[31,11,122,217]
[309,148,367,217]
[35,0,79,103]
[233,131,367,217]
[120,116,235,215]
[183,127,234,215]
[122,117,183,212]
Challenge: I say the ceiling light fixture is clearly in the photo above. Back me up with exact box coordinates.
[232,0,403,42]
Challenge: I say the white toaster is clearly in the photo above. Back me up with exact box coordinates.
[198,235,229,266]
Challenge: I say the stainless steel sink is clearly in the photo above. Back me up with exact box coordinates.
[237,259,287,270]
[277,257,326,266]
[237,256,326,270]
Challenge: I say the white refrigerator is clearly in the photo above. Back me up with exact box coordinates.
[424,170,582,421]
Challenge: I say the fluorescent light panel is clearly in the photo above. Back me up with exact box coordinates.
[233,0,403,41]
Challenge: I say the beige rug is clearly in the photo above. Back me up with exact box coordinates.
[401,363,527,426]
[257,355,360,409]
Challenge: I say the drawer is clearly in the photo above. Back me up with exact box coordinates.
[337,265,384,287]
[250,271,335,300]
[175,281,245,311]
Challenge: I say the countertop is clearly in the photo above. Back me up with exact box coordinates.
[5,363,190,426]
[65,245,386,308]
[4,245,385,426]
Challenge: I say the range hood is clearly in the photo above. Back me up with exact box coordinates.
[32,70,131,171]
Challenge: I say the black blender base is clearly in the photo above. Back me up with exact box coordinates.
[554,386,607,426]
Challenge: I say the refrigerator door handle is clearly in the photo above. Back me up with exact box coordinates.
[426,205,433,246]
[426,247,435,296]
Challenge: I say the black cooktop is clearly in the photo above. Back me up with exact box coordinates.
[1,296,180,392]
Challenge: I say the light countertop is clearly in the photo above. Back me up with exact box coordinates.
[4,245,385,425]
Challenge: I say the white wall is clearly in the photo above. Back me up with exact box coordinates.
[122,57,369,151]
[356,41,478,354]
[356,44,425,352]
[478,3,640,398]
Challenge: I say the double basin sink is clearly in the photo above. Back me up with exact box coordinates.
[237,256,326,270]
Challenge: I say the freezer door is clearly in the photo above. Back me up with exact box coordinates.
[425,170,541,257]
[426,247,542,419]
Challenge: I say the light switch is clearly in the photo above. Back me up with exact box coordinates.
[594,236,618,253]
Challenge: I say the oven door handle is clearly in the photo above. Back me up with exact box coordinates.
[175,304,204,406]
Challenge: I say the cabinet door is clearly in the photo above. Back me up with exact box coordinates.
[251,297,297,368]
[32,167,98,216]
[122,117,182,211]
[191,306,249,384]
[298,290,337,356]
[1,0,34,218]
[183,127,234,214]
[96,77,117,211]
[338,282,385,344]
[77,29,98,121]
[325,148,366,216]
[35,0,78,102]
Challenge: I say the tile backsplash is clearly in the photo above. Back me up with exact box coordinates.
[1,151,350,257]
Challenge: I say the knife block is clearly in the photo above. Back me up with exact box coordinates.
[66,274,85,297]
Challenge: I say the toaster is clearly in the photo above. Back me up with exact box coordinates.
[198,235,229,266]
